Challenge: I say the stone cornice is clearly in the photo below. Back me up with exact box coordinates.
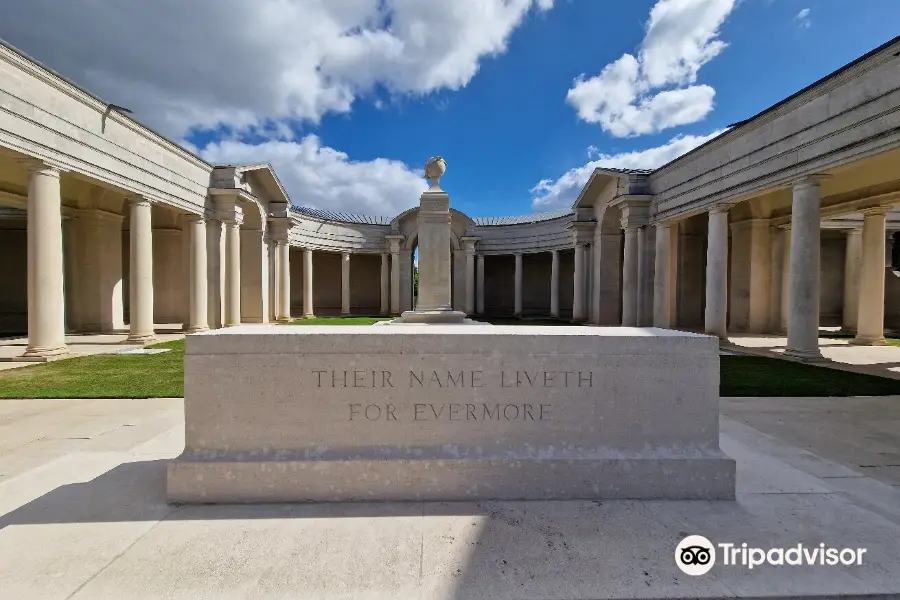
[0,40,211,171]
[651,37,900,178]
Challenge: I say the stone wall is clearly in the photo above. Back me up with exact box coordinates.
[350,253,381,314]
[820,232,845,327]
[0,223,26,335]
[484,254,515,315]
[313,251,342,315]
[522,253,551,315]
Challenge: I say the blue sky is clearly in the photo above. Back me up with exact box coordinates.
[2,0,899,218]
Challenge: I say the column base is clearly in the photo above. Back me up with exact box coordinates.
[850,336,887,346]
[782,347,827,362]
[185,325,210,334]
[15,344,69,362]
[124,332,157,345]
[275,317,293,323]
[303,313,316,319]
[838,327,857,336]
[395,309,469,324]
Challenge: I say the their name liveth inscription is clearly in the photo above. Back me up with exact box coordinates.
[311,369,595,389]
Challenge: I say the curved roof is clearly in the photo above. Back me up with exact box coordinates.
[291,206,573,227]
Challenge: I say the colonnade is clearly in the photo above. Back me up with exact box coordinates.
[11,158,295,360]
[649,175,896,359]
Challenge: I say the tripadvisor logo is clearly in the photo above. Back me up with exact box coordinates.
[675,535,867,575]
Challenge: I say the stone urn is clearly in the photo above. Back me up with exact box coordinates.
[424,156,447,188]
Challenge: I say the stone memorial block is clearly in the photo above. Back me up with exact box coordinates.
[167,325,735,503]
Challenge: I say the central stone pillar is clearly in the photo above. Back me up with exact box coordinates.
[394,157,468,324]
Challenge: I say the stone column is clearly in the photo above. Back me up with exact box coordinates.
[21,160,69,358]
[386,235,404,316]
[464,246,476,316]
[769,227,786,333]
[276,240,291,321]
[303,248,315,318]
[380,253,390,315]
[186,216,209,332]
[126,197,156,343]
[780,228,791,333]
[785,176,826,360]
[514,253,523,317]
[573,243,586,322]
[476,254,485,315]
[550,250,560,318]
[341,252,351,315]
[621,226,639,326]
[653,222,674,328]
[224,219,241,327]
[853,209,887,345]
[841,228,862,334]
[704,206,728,339]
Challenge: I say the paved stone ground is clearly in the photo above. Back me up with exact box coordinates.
[1,397,899,599]
[0,326,185,371]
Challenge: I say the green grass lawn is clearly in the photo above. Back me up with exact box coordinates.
[3,320,900,398]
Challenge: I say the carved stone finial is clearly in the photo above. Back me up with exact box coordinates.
[424,156,447,189]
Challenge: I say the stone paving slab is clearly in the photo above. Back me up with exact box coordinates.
[1,398,900,599]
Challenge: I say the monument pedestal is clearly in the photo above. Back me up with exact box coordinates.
[168,325,735,503]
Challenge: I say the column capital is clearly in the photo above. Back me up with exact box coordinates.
[845,227,863,235]
[708,204,729,216]
[341,251,350,259]
[861,206,890,217]
[793,173,831,189]
[619,219,640,232]
[18,157,64,177]
[183,214,206,225]
[460,236,479,255]
[126,195,154,208]
[385,234,405,254]
[568,219,596,244]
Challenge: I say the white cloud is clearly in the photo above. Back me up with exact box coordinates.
[530,129,727,210]
[566,0,736,137]
[201,135,427,216]
[0,0,554,138]
[794,8,811,28]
